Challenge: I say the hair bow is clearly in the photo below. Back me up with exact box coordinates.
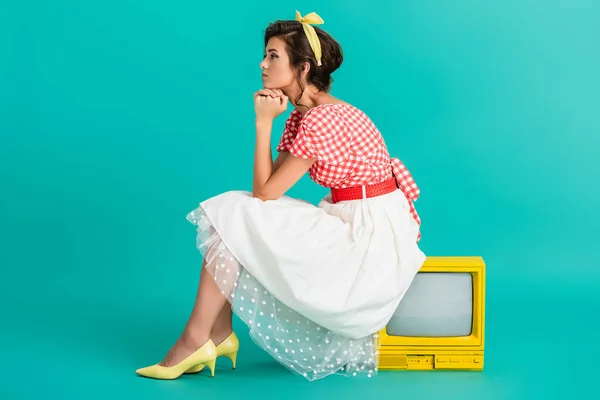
[295,11,324,66]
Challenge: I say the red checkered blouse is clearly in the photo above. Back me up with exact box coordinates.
[277,104,421,240]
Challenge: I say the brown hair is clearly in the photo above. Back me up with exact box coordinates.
[264,20,343,106]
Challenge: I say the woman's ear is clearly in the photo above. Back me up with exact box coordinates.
[302,61,311,78]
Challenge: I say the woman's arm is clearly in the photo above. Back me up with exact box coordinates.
[252,119,275,196]
[273,151,290,173]
[252,119,315,201]
[252,89,315,201]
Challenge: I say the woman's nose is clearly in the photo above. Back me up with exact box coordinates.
[260,57,269,69]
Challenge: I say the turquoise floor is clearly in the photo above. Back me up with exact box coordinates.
[2,269,598,399]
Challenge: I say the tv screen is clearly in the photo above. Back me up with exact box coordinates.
[386,272,473,337]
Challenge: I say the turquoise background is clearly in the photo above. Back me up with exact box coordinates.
[1,0,598,398]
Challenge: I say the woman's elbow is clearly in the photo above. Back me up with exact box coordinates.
[252,189,280,202]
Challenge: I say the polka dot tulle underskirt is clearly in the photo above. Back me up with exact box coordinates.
[186,207,380,381]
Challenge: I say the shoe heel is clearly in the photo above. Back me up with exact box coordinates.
[204,358,217,378]
[224,351,238,369]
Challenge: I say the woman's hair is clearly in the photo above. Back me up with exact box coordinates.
[264,20,343,104]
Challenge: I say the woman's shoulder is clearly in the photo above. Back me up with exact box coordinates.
[303,103,372,133]
[302,103,365,124]
[306,102,357,114]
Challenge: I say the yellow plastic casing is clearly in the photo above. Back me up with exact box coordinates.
[377,256,486,371]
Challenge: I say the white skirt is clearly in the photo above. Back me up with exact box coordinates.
[186,188,426,381]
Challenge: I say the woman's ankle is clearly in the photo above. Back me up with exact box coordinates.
[211,329,233,345]
[182,328,211,349]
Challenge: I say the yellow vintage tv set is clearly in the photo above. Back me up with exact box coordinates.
[377,256,485,371]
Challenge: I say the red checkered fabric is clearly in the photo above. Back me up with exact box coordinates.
[277,104,421,241]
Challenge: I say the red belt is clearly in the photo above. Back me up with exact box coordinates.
[330,176,398,203]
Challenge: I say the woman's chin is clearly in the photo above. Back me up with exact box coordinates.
[261,82,289,97]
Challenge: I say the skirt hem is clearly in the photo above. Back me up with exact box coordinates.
[186,205,380,381]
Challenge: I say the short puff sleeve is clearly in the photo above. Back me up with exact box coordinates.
[288,106,349,163]
[276,110,302,152]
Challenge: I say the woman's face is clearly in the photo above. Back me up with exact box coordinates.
[260,37,297,91]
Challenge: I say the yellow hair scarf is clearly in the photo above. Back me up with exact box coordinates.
[295,11,324,66]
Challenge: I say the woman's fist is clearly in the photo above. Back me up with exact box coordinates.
[254,89,289,122]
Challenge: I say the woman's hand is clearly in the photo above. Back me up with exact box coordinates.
[254,89,288,123]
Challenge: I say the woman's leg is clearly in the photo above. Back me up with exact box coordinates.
[211,303,233,345]
[159,259,227,367]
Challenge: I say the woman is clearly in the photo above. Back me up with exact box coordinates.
[136,11,426,381]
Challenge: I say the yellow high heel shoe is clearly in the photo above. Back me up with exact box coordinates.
[136,339,218,380]
[185,332,239,374]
